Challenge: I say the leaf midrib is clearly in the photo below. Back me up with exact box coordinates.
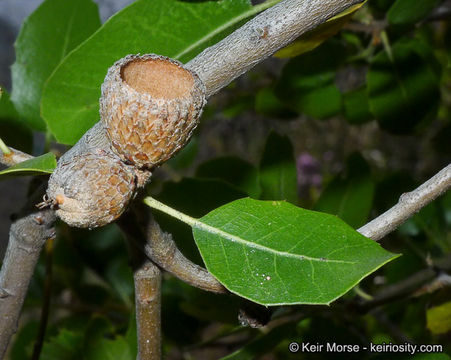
[193,219,356,264]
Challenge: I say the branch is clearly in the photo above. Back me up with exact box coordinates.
[358,164,451,241]
[186,0,365,97]
[118,205,227,294]
[0,146,34,167]
[0,210,56,359]
[144,215,228,294]
[134,261,162,360]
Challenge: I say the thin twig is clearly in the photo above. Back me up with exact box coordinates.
[358,164,451,241]
[0,146,34,167]
[134,261,162,360]
[0,210,56,359]
[352,253,451,313]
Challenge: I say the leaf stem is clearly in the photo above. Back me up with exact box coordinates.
[380,30,393,62]
[143,196,198,227]
[0,137,11,155]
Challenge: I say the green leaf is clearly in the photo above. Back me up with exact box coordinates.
[0,152,56,179]
[314,153,375,228]
[40,329,84,360]
[388,0,441,27]
[85,336,133,360]
[367,39,440,134]
[0,87,33,153]
[254,87,297,119]
[196,156,261,198]
[41,0,268,145]
[192,198,398,305]
[259,132,298,204]
[427,301,451,335]
[11,0,101,131]
[343,86,373,125]
[275,41,346,119]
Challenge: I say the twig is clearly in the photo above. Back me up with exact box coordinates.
[186,0,365,97]
[0,146,34,167]
[358,164,451,241]
[0,210,56,359]
[119,204,227,295]
[352,253,451,313]
[144,216,228,294]
[134,261,162,360]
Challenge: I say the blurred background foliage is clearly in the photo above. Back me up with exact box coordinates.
[1,0,451,358]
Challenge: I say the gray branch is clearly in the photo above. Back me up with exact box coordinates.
[358,164,451,241]
[187,0,365,97]
[0,210,56,358]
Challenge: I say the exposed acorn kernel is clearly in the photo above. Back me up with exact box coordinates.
[100,54,206,169]
[46,152,137,229]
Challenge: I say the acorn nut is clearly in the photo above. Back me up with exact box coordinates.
[46,151,136,229]
[100,54,206,169]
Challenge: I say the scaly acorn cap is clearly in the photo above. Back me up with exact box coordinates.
[46,151,136,229]
[100,54,206,169]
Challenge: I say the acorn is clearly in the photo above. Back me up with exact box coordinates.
[45,151,136,229]
[100,54,206,169]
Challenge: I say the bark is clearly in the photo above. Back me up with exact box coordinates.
[0,210,56,358]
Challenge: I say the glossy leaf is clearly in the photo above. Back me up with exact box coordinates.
[0,87,32,153]
[11,0,101,130]
[196,156,261,198]
[41,0,266,145]
[388,0,441,27]
[367,39,440,134]
[314,153,375,228]
[259,132,298,204]
[193,198,398,305]
[0,152,56,179]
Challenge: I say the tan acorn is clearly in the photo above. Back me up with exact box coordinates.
[45,150,136,229]
[100,54,206,169]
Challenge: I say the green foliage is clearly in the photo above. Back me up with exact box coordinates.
[275,40,346,119]
[0,87,32,153]
[192,198,397,305]
[387,0,441,27]
[259,132,298,204]
[367,39,440,134]
[11,0,101,131]
[314,153,375,228]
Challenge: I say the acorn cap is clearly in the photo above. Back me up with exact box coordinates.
[100,54,206,169]
[46,151,136,228]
